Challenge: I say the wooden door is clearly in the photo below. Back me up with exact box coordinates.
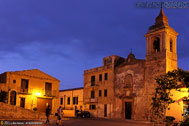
[10,91,16,105]
[104,104,107,117]
[125,102,132,119]
[20,98,25,108]
[37,98,52,113]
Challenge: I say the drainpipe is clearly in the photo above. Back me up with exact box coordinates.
[63,95,66,109]
[110,104,111,119]
[7,72,11,104]
[72,90,73,109]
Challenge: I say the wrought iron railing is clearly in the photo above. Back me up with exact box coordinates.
[42,89,57,97]
[85,98,98,103]
[17,87,32,95]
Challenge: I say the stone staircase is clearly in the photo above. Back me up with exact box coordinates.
[0,102,46,120]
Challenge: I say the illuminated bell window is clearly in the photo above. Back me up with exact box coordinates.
[170,40,173,52]
[153,37,160,52]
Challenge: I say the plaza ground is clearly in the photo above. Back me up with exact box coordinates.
[1,118,151,126]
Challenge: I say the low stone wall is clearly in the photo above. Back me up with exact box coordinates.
[63,110,75,117]
[0,102,46,120]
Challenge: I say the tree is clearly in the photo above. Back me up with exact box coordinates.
[151,69,189,125]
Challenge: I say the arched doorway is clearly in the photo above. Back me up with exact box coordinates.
[10,91,16,105]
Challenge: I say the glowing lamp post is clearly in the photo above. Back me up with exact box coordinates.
[33,91,41,97]
[34,92,41,96]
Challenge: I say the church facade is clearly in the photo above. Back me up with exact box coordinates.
[83,9,182,121]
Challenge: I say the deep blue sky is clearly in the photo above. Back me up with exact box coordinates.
[0,0,188,90]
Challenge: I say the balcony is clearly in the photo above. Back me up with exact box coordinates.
[85,98,98,103]
[91,82,98,87]
[42,89,57,97]
[17,87,32,95]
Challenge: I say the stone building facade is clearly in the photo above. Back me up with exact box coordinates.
[83,9,181,121]
[59,87,84,110]
[0,69,60,114]
[83,55,121,118]
[59,87,84,117]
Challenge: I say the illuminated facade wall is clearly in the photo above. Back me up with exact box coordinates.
[0,69,60,114]
[166,88,189,121]
[83,9,186,121]
[83,55,123,118]
[59,87,84,110]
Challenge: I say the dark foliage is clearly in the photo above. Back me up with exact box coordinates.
[0,90,8,103]
[152,69,189,124]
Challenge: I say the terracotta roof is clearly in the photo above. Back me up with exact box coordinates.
[59,87,83,92]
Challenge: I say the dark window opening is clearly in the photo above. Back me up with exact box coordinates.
[13,80,16,84]
[0,73,7,83]
[153,37,160,52]
[73,97,78,105]
[105,73,108,80]
[20,97,25,108]
[99,74,102,81]
[91,76,95,86]
[104,104,107,117]
[99,90,101,97]
[170,40,173,52]
[89,105,96,110]
[60,98,63,105]
[104,89,107,97]
[21,79,29,93]
[91,90,95,98]
[45,82,52,96]
[67,97,70,105]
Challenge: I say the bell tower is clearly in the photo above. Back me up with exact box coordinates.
[145,8,178,72]
[143,9,179,120]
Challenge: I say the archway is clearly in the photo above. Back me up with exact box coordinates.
[10,91,16,105]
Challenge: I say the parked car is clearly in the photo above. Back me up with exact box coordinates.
[76,110,90,118]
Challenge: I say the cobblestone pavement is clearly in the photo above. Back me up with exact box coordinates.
[0,118,151,126]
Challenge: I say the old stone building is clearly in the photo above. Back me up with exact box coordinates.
[0,69,60,114]
[59,87,84,110]
[83,55,119,118]
[83,9,182,121]
[59,87,84,117]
